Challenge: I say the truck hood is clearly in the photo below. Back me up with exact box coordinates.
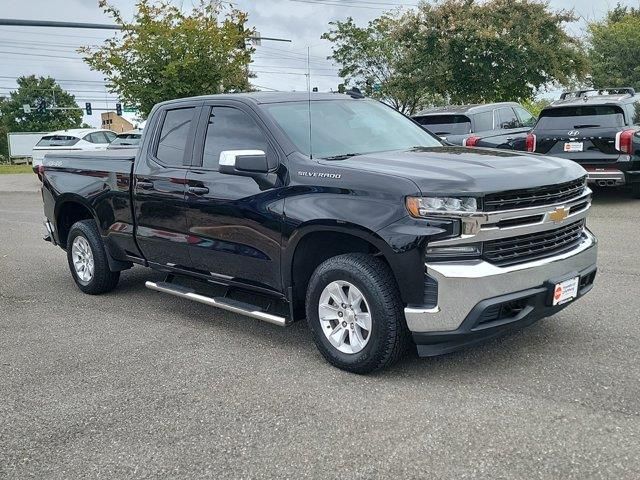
[318,146,586,195]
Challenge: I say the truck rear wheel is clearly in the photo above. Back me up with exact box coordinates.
[66,220,120,295]
[305,253,410,373]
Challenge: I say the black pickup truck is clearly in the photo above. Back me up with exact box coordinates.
[40,92,598,373]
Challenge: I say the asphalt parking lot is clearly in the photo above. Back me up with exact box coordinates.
[1,173,639,479]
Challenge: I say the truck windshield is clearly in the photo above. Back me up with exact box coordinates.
[413,114,472,135]
[537,106,625,130]
[264,99,442,158]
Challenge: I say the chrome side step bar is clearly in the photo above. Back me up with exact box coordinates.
[145,281,289,327]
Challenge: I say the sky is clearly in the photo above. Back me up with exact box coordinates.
[1,0,638,127]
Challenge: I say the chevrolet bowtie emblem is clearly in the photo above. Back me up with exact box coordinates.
[549,207,569,222]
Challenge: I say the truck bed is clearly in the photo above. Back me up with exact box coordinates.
[41,148,140,261]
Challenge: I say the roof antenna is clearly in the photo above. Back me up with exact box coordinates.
[306,46,313,160]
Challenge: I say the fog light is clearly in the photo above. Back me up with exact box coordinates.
[426,243,482,260]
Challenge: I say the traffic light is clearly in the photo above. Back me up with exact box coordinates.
[36,98,47,114]
[85,102,92,115]
[116,103,122,116]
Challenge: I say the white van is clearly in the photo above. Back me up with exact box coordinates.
[32,129,118,170]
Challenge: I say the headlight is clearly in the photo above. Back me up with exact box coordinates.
[406,196,478,217]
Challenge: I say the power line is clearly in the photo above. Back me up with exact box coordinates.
[0,19,291,42]
[252,69,338,77]
[0,76,107,85]
[0,50,84,60]
[0,26,112,40]
[288,0,417,10]
[252,63,338,72]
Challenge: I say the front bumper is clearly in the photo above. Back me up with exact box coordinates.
[405,229,597,355]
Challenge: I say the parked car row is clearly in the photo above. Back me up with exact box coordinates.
[413,88,640,198]
[31,128,143,171]
[413,102,535,150]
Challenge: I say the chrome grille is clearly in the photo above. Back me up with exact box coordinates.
[484,177,587,212]
[483,220,586,266]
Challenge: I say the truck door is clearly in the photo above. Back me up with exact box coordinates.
[133,104,200,268]
[184,103,284,293]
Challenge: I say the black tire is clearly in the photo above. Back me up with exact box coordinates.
[66,219,120,295]
[631,182,640,199]
[305,253,410,374]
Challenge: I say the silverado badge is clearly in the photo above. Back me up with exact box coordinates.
[549,206,569,223]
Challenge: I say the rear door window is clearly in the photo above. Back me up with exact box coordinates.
[35,135,79,147]
[495,107,520,129]
[86,132,110,144]
[514,107,536,128]
[537,106,625,130]
[155,107,196,166]
[473,111,494,132]
[111,134,141,146]
[414,115,472,135]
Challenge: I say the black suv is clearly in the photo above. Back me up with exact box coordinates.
[413,102,536,150]
[526,88,640,198]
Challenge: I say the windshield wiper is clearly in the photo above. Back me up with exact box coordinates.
[322,153,361,160]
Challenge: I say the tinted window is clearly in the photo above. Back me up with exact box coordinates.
[89,132,110,144]
[628,102,640,125]
[473,111,494,132]
[156,107,195,165]
[202,107,270,170]
[414,115,471,135]
[105,131,117,142]
[537,106,625,130]
[496,108,520,129]
[265,100,441,158]
[111,133,142,146]
[35,135,79,147]
[514,107,536,128]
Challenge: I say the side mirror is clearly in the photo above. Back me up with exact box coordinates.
[219,150,273,175]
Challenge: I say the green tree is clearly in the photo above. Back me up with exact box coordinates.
[588,5,640,89]
[521,98,552,117]
[0,75,82,133]
[81,0,255,118]
[324,0,587,109]
[399,0,587,104]
[322,15,439,114]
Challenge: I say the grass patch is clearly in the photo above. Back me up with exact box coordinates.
[0,164,33,174]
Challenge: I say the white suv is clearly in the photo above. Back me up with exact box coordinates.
[32,129,117,170]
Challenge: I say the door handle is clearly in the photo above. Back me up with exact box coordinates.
[137,180,154,190]
[188,186,210,195]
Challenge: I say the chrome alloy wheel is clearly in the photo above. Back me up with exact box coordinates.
[71,236,94,283]
[318,280,372,354]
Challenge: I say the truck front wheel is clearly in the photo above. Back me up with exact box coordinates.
[305,253,410,373]
[66,220,120,295]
